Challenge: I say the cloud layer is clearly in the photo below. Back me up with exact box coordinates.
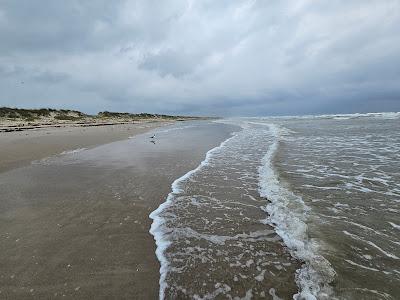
[1,0,399,115]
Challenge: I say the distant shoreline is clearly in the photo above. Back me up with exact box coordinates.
[0,106,212,133]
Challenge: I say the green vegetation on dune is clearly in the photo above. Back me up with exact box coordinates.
[0,107,84,120]
[0,107,205,122]
[54,115,82,121]
[97,111,191,120]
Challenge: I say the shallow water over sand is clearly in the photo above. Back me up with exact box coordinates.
[150,121,299,299]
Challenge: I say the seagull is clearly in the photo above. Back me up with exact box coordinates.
[150,134,155,139]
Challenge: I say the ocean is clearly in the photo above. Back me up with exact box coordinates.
[150,113,400,299]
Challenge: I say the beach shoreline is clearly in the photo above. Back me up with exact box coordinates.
[0,121,172,174]
[0,121,235,299]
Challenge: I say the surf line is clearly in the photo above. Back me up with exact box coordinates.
[258,123,336,300]
[149,132,239,300]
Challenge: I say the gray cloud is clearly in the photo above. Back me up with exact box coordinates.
[139,49,198,77]
[0,0,399,115]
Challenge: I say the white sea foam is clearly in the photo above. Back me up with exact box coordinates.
[253,111,400,121]
[344,288,393,300]
[344,259,380,272]
[60,148,87,155]
[388,222,400,230]
[343,230,399,260]
[31,147,87,166]
[149,133,237,300]
[156,124,197,134]
[258,123,336,300]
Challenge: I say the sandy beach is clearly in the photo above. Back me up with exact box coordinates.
[0,121,235,299]
[0,121,171,173]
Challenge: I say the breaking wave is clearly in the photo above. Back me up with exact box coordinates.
[149,119,336,299]
[258,123,336,300]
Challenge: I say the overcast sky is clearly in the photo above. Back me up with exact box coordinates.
[0,1,399,116]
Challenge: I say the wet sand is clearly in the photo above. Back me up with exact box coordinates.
[0,121,171,174]
[0,122,235,299]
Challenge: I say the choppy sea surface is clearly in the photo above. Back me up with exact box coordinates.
[150,112,400,300]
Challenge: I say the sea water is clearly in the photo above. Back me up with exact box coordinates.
[150,113,400,299]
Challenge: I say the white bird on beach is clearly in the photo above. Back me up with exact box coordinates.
[150,134,156,139]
